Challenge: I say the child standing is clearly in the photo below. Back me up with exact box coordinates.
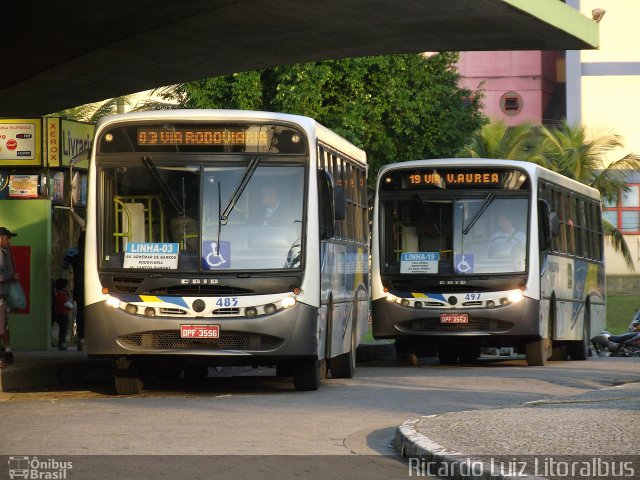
[53,278,74,351]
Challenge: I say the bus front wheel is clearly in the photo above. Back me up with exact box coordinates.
[293,359,320,391]
[525,339,551,366]
[113,357,143,395]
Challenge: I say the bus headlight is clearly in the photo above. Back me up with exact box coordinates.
[400,299,410,307]
[105,296,121,309]
[245,307,258,318]
[125,304,138,315]
[507,290,524,304]
[386,294,398,303]
[281,296,296,309]
[264,304,277,315]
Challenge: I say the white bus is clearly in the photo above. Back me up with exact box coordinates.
[371,159,605,366]
[85,110,369,393]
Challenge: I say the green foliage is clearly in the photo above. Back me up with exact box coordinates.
[606,295,640,333]
[460,120,540,161]
[163,53,486,182]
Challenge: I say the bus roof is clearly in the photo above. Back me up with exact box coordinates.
[377,158,601,200]
[95,109,366,165]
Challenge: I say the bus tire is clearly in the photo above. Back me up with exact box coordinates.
[114,365,143,395]
[525,339,550,366]
[329,321,356,378]
[567,312,590,361]
[293,359,320,391]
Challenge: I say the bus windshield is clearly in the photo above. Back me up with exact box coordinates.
[98,158,305,272]
[380,194,529,275]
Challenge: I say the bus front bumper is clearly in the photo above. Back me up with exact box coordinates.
[372,296,541,345]
[85,300,319,360]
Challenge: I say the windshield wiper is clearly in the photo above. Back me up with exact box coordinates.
[142,156,184,216]
[462,193,495,235]
[219,156,259,225]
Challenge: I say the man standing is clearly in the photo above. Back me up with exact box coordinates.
[0,226,19,366]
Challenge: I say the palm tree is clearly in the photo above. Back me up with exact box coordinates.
[47,92,177,122]
[458,119,540,162]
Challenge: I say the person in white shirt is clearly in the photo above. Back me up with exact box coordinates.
[491,213,525,245]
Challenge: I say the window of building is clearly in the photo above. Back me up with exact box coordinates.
[500,91,523,116]
[603,184,640,234]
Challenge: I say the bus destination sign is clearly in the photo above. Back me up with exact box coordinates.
[408,171,501,187]
[137,128,269,147]
[381,168,529,191]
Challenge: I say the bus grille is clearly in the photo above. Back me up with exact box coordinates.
[398,318,513,333]
[117,330,283,351]
[112,277,144,294]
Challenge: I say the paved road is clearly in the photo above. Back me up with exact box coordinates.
[1,356,639,479]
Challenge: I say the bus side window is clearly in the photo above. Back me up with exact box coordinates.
[318,170,336,239]
[538,199,556,251]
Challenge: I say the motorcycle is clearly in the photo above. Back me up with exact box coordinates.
[591,309,640,357]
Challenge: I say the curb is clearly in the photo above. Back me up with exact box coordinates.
[395,418,548,480]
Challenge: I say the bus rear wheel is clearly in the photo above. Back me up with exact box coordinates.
[567,316,590,361]
[329,320,357,378]
[293,359,320,391]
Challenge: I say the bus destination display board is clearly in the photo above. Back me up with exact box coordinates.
[381,168,529,191]
[137,128,268,146]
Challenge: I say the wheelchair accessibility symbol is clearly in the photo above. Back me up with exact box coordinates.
[202,241,231,269]
[454,254,474,274]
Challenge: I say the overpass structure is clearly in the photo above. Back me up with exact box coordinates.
[3,0,598,117]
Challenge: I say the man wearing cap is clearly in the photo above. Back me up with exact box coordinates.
[0,226,19,366]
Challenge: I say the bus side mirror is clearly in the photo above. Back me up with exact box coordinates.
[333,186,346,221]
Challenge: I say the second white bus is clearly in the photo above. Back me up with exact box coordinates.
[371,159,605,366]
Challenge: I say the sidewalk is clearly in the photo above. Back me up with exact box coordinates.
[396,382,640,479]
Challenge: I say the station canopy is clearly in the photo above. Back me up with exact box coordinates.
[1,0,597,117]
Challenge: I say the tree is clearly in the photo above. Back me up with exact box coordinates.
[47,95,175,122]
[163,53,486,182]
[461,119,640,269]
[459,119,541,162]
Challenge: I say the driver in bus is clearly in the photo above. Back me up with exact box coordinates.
[491,213,525,245]
[489,213,526,267]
